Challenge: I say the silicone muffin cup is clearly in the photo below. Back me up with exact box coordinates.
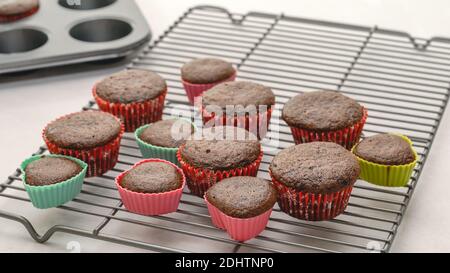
[289,108,368,150]
[202,106,273,140]
[205,196,273,242]
[134,119,196,166]
[20,155,87,209]
[115,159,186,216]
[352,134,418,187]
[177,147,263,198]
[182,70,237,105]
[0,5,39,23]
[93,85,167,132]
[270,170,354,221]
[43,113,125,177]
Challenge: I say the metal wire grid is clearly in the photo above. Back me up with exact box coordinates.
[1,5,449,253]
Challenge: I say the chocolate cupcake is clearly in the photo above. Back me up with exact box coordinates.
[269,142,360,221]
[93,69,167,132]
[202,81,275,139]
[135,119,195,165]
[282,91,367,149]
[352,134,417,187]
[0,0,39,23]
[43,111,124,177]
[177,126,262,197]
[21,155,87,209]
[116,159,186,216]
[205,176,277,241]
[181,58,236,104]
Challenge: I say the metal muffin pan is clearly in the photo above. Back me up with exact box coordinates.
[0,0,151,74]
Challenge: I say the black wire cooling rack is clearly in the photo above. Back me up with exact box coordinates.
[1,5,449,253]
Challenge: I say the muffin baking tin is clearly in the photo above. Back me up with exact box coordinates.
[1,5,450,253]
[0,0,151,74]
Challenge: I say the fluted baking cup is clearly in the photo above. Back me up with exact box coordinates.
[0,5,39,23]
[270,171,354,221]
[135,119,196,166]
[205,196,272,242]
[43,112,124,177]
[352,134,417,187]
[116,159,185,216]
[289,108,368,150]
[182,70,236,105]
[20,155,87,209]
[93,85,167,132]
[177,148,263,198]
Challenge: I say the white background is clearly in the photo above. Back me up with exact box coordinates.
[0,0,450,252]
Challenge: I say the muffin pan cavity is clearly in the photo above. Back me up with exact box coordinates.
[58,0,117,10]
[0,0,150,74]
[70,19,132,43]
[0,29,48,54]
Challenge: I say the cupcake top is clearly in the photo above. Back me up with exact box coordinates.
[24,156,82,186]
[206,177,277,218]
[95,69,167,104]
[270,142,360,194]
[139,119,195,148]
[120,161,182,194]
[181,58,235,84]
[44,111,122,150]
[202,81,275,109]
[0,0,39,15]
[353,134,416,165]
[282,91,364,131]
[180,126,260,170]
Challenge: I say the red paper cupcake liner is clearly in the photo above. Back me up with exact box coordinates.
[177,147,263,198]
[270,172,353,221]
[93,85,167,132]
[116,159,186,216]
[182,71,236,105]
[202,107,273,139]
[0,6,39,23]
[289,108,368,150]
[205,197,272,242]
[43,112,125,177]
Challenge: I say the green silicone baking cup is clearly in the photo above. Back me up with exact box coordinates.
[20,155,88,209]
[352,134,418,187]
[135,119,196,166]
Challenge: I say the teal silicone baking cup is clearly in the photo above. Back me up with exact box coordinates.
[20,155,87,209]
[135,119,196,166]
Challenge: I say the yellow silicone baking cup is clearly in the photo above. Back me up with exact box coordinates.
[352,134,418,187]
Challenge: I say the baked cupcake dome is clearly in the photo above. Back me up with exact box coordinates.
[181,58,237,105]
[352,134,417,187]
[116,159,186,216]
[269,142,360,221]
[205,176,277,241]
[0,0,39,22]
[21,155,87,209]
[202,81,275,139]
[282,91,367,149]
[177,126,263,197]
[93,69,167,132]
[135,119,195,165]
[43,111,124,177]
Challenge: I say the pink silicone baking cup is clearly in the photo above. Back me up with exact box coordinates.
[202,106,273,139]
[177,147,263,198]
[270,171,354,221]
[93,85,167,132]
[116,159,186,216]
[205,197,272,241]
[43,112,124,177]
[0,5,39,23]
[289,108,368,150]
[182,70,237,105]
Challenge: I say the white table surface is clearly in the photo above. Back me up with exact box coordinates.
[1,0,450,253]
